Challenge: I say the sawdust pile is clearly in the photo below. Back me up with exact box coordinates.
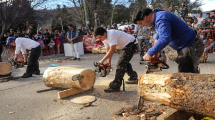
[114,103,169,120]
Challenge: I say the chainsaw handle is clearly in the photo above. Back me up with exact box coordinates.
[151,58,169,69]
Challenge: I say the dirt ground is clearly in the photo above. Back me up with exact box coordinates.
[0,53,215,120]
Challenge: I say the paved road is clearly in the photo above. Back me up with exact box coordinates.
[0,53,215,120]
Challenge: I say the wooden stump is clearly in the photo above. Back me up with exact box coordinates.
[0,62,12,76]
[43,67,96,99]
[199,50,208,63]
[138,73,215,118]
[92,47,99,54]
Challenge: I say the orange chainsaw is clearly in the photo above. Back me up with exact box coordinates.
[12,58,25,69]
[94,62,113,77]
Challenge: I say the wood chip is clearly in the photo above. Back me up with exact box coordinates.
[122,112,130,117]
[9,112,15,114]
[53,99,57,102]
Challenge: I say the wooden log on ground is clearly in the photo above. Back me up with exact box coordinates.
[92,47,99,54]
[43,67,96,98]
[0,62,12,76]
[138,73,215,118]
[98,47,106,54]
[199,50,208,63]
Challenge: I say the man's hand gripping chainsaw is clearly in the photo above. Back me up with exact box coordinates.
[94,62,113,77]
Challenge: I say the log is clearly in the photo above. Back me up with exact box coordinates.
[43,67,96,89]
[199,50,208,63]
[138,73,215,118]
[92,47,99,54]
[0,62,12,76]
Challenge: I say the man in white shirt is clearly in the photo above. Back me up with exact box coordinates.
[6,37,41,78]
[95,27,138,93]
[197,13,204,25]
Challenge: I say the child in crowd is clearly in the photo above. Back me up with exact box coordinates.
[48,38,55,55]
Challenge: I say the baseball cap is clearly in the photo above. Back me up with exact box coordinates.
[6,37,15,45]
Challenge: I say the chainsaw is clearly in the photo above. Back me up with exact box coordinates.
[12,58,25,69]
[94,62,113,77]
[138,50,169,110]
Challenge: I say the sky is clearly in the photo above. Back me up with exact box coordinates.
[191,0,215,12]
[0,0,214,12]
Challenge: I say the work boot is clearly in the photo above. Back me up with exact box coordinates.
[126,71,138,84]
[33,70,40,75]
[104,79,124,93]
[21,73,32,78]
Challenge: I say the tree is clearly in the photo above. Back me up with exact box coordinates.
[0,0,47,42]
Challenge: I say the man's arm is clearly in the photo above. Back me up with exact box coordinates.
[145,19,171,60]
[70,30,79,41]
[106,47,112,64]
[99,45,116,64]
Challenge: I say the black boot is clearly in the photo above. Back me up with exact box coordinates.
[104,79,125,93]
[21,73,32,78]
[125,63,138,84]
[126,71,138,84]
[104,69,125,93]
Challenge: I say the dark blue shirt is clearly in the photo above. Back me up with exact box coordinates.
[148,9,196,56]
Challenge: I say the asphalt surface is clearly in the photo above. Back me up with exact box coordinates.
[0,53,215,120]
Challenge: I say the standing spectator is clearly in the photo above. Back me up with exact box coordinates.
[107,25,111,30]
[67,24,81,61]
[206,13,211,20]
[211,10,215,18]
[59,31,66,53]
[135,25,151,61]
[126,26,133,34]
[27,29,34,40]
[48,38,55,55]
[24,33,29,38]
[10,29,14,36]
[78,29,83,36]
[197,13,204,25]
[81,27,86,35]
[192,18,199,29]
[187,21,192,27]
[113,22,118,28]
[14,32,19,38]
[54,34,61,54]
[35,32,45,41]
[44,29,50,45]
[101,24,106,29]
[202,19,209,28]
[174,9,180,17]
[20,30,26,37]
[120,21,124,26]
[90,27,94,32]
[179,2,188,21]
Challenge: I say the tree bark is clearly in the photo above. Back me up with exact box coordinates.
[0,62,12,76]
[138,73,215,118]
[43,67,96,89]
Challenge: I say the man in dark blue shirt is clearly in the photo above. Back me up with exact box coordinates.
[134,8,204,73]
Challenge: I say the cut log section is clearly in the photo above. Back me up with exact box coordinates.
[92,47,106,54]
[43,67,96,99]
[199,50,208,63]
[138,73,215,118]
[0,62,12,76]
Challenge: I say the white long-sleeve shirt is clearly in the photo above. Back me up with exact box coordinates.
[15,38,40,54]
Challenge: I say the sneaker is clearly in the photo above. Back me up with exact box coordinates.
[21,73,32,78]
[73,57,78,60]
